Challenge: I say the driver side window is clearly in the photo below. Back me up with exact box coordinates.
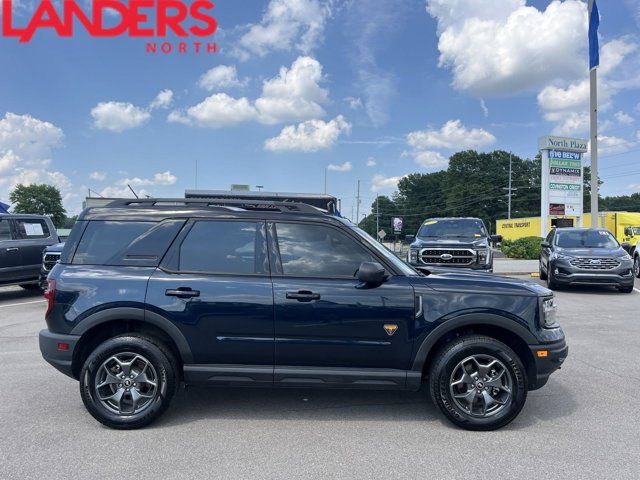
[274,223,377,278]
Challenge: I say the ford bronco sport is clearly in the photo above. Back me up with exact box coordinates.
[39,198,567,431]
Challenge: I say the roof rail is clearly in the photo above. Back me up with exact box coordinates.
[103,198,326,215]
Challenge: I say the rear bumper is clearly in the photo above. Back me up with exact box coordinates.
[528,339,568,390]
[39,329,80,379]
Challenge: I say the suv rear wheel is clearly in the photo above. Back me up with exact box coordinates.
[79,335,177,429]
[429,335,527,431]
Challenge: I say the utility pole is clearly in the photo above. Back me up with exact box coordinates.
[195,159,198,189]
[324,167,327,194]
[376,194,380,241]
[355,180,361,226]
[502,153,517,219]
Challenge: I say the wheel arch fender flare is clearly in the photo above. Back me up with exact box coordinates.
[411,313,538,372]
[70,307,194,364]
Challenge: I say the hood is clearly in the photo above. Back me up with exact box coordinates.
[411,236,489,249]
[412,269,550,297]
[557,246,626,257]
[45,242,65,253]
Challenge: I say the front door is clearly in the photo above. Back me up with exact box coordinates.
[145,219,274,385]
[268,222,415,384]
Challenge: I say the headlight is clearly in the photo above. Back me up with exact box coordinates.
[408,248,418,264]
[619,252,632,261]
[551,252,573,261]
[477,249,490,265]
[540,297,558,328]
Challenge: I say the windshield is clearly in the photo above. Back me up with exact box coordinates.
[418,219,487,238]
[350,226,419,276]
[555,230,619,249]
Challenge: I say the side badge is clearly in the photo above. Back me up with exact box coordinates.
[383,324,398,336]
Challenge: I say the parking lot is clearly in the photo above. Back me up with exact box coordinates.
[1,277,639,480]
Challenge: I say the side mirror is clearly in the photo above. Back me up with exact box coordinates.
[405,235,415,244]
[490,234,502,245]
[357,262,387,285]
[541,241,550,248]
[622,242,632,253]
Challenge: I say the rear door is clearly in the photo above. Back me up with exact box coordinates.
[268,221,416,385]
[0,218,22,283]
[146,218,274,385]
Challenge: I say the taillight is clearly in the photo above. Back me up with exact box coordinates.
[44,279,55,316]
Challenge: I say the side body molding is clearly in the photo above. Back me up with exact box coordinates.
[410,313,538,372]
[69,307,194,364]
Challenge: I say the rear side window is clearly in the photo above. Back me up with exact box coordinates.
[176,220,268,275]
[0,220,12,240]
[15,219,50,239]
[72,220,185,266]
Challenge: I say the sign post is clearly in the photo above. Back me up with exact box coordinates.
[539,136,588,237]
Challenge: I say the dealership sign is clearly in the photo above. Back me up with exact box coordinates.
[539,136,588,236]
[1,0,218,53]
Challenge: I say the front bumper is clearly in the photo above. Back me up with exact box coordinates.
[551,260,634,287]
[528,339,568,390]
[39,329,80,379]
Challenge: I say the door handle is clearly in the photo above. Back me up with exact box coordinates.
[286,290,321,302]
[6,247,19,252]
[165,288,200,299]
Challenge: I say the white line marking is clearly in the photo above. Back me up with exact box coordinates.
[634,288,640,294]
[0,299,46,309]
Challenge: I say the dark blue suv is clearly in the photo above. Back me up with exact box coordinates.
[39,198,567,430]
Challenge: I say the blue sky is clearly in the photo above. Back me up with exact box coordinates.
[1,0,640,220]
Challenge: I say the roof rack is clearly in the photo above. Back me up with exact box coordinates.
[104,198,327,215]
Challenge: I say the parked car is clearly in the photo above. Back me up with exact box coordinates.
[631,237,640,279]
[40,242,65,289]
[0,213,59,289]
[539,227,635,293]
[40,198,567,431]
[405,217,499,272]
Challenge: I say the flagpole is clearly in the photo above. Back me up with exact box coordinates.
[589,0,599,228]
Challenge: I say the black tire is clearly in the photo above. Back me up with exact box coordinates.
[546,268,558,290]
[539,260,547,281]
[634,255,640,279]
[19,283,42,291]
[618,285,634,294]
[429,335,528,431]
[80,335,177,429]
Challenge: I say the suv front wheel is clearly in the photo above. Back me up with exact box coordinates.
[429,335,527,431]
[79,335,177,429]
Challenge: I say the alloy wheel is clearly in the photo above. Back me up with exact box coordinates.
[449,354,513,417]
[95,352,158,416]
[634,256,640,278]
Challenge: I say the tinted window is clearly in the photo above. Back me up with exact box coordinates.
[0,220,12,240]
[178,221,267,274]
[555,230,619,249]
[15,219,50,239]
[418,219,487,238]
[73,221,156,265]
[275,223,376,277]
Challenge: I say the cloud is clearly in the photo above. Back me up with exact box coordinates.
[89,171,106,181]
[149,89,174,110]
[172,56,330,128]
[101,171,178,198]
[235,0,333,59]
[480,99,489,117]
[327,161,352,172]
[371,173,407,192]
[366,157,376,167]
[627,184,640,191]
[0,112,74,208]
[91,101,151,132]
[599,135,636,156]
[615,111,634,125]
[264,115,351,152]
[168,94,257,128]
[427,0,588,96]
[198,65,246,91]
[403,150,448,169]
[345,97,363,110]
[407,120,496,149]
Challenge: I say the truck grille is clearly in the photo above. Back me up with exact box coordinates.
[569,257,620,270]
[419,249,475,265]
[43,252,61,272]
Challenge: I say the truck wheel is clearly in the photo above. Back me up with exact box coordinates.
[79,335,177,430]
[539,260,547,281]
[429,335,527,431]
[634,255,640,279]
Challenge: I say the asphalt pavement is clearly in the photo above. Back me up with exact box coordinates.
[1,277,640,480]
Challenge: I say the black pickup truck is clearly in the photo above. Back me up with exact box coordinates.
[0,214,59,289]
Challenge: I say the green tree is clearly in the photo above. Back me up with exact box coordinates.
[359,196,398,237]
[9,184,66,226]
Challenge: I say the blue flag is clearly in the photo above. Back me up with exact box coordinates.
[0,202,9,214]
[589,0,600,70]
